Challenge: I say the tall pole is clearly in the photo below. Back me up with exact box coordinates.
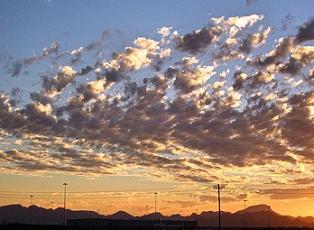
[154,192,157,221]
[218,184,221,230]
[267,209,270,228]
[146,205,148,216]
[243,199,247,229]
[63,183,68,226]
[268,196,271,228]
[30,195,33,206]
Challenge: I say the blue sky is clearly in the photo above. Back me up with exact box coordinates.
[1,0,314,59]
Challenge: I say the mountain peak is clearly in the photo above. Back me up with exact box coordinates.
[237,204,272,214]
[1,204,23,209]
[108,210,133,219]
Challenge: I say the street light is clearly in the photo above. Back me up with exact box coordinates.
[30,195,33,206]
[154,193,157,221]
[243,199,248,229]
[63,183,68,226]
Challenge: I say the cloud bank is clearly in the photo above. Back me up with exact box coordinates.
[1,15,314,198]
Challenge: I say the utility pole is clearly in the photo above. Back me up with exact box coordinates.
[30,195,33,206]
[268,196,271,228]
[267,209,270,228]
[154,192,157,221]
[146,205,148,216]
[217,184,221,230]
[243,199,247,230]
[63,183,68,226]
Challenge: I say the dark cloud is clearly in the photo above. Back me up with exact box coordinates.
[295,17,314,43]
[239,28,271,53]
[43,66,77,93]
[176,27,222,54]
[8,60,23,77]
[6,42,60,77]
[176,174,214,184]
[290,178,314,185]
[279,58,303,75]
[281,14,295,31]
[280,92,314,161]
[258,187,314,200]
[0,149,113,175]
[254,37,294,66]
[245,0,258,7]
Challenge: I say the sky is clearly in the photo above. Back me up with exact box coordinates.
[0,0,314,217]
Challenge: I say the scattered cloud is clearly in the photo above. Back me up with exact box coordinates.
[1,14,314,198]
[295,17,314,43]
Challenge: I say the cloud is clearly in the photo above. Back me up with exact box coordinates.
[259,187,314,200]
[291,45,314,65]
[163,199,198,208]
[212,14,263,36]
[158,26,172,37]
[43,66,77,94]
[1,14,314,189]
[6,42,60,77]
[245,0,258,7]
[103,37,170,72]
[295,17,314,43]
[176,27,222,54]
[281,14,295,31]
[253,37,295,66]
[0,148,114,175]
[239,27,271,53]
[290,178,314,185]
[173,61,216,93]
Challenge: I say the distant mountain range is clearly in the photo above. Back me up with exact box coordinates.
[1,204,314,227]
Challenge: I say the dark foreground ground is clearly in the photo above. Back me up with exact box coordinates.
[2,224,314,230]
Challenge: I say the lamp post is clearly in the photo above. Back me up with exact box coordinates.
[243,199,247,229]
[30,195,33,206]
[217,184,221,230]
[154,192,157,221]
[63,183,68,226]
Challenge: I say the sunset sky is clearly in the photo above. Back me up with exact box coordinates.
[1,0,314,217]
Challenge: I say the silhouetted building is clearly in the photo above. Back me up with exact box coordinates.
[68,218,197,230]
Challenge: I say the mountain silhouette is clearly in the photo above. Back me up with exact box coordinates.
[1,203,314,227]
[106,210,134,220]
[236,204,272,214]
[0,204,103,225]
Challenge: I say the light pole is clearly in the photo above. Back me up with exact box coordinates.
[154,192,157,221]
[217,184,221,230]
[268,196,271,228]
[30,195,33,206]
[243,199,247,229]
[50,201,54,209]
[63,183,68,226]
